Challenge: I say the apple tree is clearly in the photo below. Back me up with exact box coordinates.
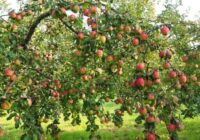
[0,0,199,140]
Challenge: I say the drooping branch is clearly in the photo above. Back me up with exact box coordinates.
[21,1,121,49]
[23,11,51,49]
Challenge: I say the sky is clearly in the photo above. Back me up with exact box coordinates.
[156,0,200,20]
[6,0,200,20]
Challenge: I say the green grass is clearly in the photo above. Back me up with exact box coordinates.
[1,103,200,140]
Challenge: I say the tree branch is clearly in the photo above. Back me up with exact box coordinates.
[23,11,51,49]
[4,81,15,96]
[21,1,118,49]
[0,17,9,23]
[59,18,78,34]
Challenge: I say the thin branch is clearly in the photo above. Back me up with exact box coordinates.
[31,68,52,80]
[0,14,8,17]
[0,17,9,23]
[59,18,78,34]
[4,81,15,96]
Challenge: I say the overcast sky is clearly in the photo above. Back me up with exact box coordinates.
[6,0,200,20]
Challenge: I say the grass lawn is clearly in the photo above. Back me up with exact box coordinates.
[1,103,200,140]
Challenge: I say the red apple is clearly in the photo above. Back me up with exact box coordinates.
[91,22,97,29]
[138,107,147,116]
[146,115,155,123]
[136,77,145,87]
[82,74,89,81]
[132,38,139,45]
[79,67,86,74]
[90,6,97,13]
[191,75,197,81]
[15,14,22,21]
[147,93,155,100]
[166,50,172,59]
[146,80,153,87]
[167,124,176,132]
[54,91,60,97]
[117,33,123,41]
[147,133,155,140]
[9,11,17,18]
[74,50,81,56]
[130,80,136,87]
[96,50,103,58]
[163,62,171,69]
[161,26,170,35]
[169,71,177,78]
[106,55,114,62]
[83,9,90,16]
[90,31,97,37]
[10,74,17,81]
[154,78,161,84]
[140,33,148,40]
[60,7,66,14]
[179,74,187,84]
[136,63,145,71]
[68,14,76,21]
[4,69,14,76]
[152,70,160,79]
[77,32,84,40]
[159,50,166,58]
